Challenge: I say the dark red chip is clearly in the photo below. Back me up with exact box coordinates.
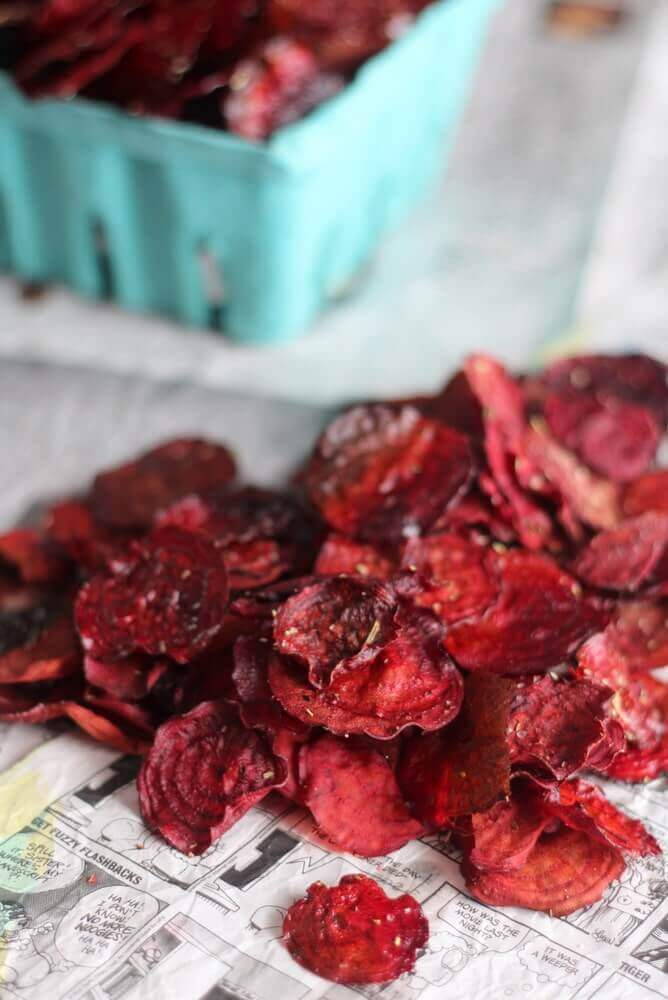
[465,826,624,916]
[314,534,396,580]
[299,734,423,856]
[138,700,285,854]
[65,692,155,755]
[75,526,229,664]
[545,779,660,856]
[0,590,80,684]
[399,532,499,627]
[445,549,608,674]
[303,404,473,542]
[283,874,429,984]
[92,438,236,529]
[606,599,668,672]
[507,674,623,779]
[398,674,511,826]
[0,529,67,584]
[572,514,668,593]
[84,654,170,702]
[158,487,319,591]
[274,576,396,688]
[44,498,134,572]
[0,676,80,724]
[468,785,552,873]
[542,353,668,426]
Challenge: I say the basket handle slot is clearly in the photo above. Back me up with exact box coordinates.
[197,243,226,330]
[91,217,114,299]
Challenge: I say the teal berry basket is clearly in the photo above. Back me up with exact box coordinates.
[0,0,500,345]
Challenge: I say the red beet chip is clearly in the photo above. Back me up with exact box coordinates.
[0,529,67,584]
[624,470,668,517]
[325,602,463,732]
[605,740,668,783]
[398,674,511,826]
[314,534,396,580]
[445,549,608,674]
[91,438,236,529]
[138,700,285,854]
[399,532,499,627]
[0,676,81,724]
[303,404,473,543]
[606,598,668,672]
[542,353,668,426]
[507,674,623,779]
[274,576,396,688]
[468,784,552,873]
[158,487,318,591]
[298,734,423,856]
[464,825,624,917]
[545,779,660,856]
[65,692,155,755]
[283,874,429,984]
[75,526,229,664]
[572,514,668,593]
[225,38,343,140]
[84,654,172,702]
[545,390,661,482]
[44,498,135,573]
[0,590,80,684]
[433,490,516,544]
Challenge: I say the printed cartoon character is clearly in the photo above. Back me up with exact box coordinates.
[0,900,71,989]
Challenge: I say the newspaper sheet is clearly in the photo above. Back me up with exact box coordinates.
[0,721,665,1000]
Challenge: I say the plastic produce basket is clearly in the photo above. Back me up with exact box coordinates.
[0,0,500,345]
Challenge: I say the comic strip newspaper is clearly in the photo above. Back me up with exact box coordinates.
[0,719,664,1000]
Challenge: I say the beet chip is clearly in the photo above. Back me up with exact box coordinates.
[572,514,668,593]
[507,675,623,779]
[624,471,668,517]
[468,785,552,873]
[138,701,285,854]
[399,533,499,627]
[545,780,660,856]
[84,655,170,702]
[0,677,80,724]
[542,353,668,426]
[445,550,608,674]
[606,599,668,672]
[92,438,236,529]
[299,734,423,856]
[274,577,397,688]
[158,488,318,591]
[303,405,473,542]
[75,526,229,664]
[398,674,511,826]
[283,874,428,984]
[65,694,155,756]
[314,534,396,580]
[0,529,67,584]
[0,591,80,684]
[465,826,624,916]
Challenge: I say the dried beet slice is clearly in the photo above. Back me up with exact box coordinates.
[65,693,155,755]
[84,655,170,702]
[283,874,429,985]
[606,599,668,672]
[465,826,624,916]
[0,529,67,584]
[325,603,463,732]
[433,490,516,544]
[399,532,499,627]
[298,734,423,856]
[468,786,552,873]
[267,653,405,739]
[398,674,511,826]
[624,471,668,517]
[138,701,285,854]
[275,576,396,688]
[0,677,81,724]
[507,674,622,779]
[314,534,396,580]
[445,550,608,674]
[0,592,80,684]
[158,487,319,591]
[542,353,668,426]
[92,438,236,529]
[303,404,473,542]
[75,526,229,664]
[44,498,134,572]
[545,779,660,856]
[572,514,668,593]
[605,740,668,783]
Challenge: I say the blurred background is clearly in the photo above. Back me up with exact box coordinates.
[0,0,666,516]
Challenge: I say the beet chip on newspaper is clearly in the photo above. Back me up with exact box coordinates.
[283,874,428,984]
[75,526,229,663]
[138,700,286,854]
[303,404,473,541]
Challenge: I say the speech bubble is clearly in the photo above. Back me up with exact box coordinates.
[518,934,597,988]
[55,886,159,968]
[0,831,84,894]
[438,896,528,953]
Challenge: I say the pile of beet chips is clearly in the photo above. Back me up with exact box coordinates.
[1,351,667,984]
[3,0,435,139]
